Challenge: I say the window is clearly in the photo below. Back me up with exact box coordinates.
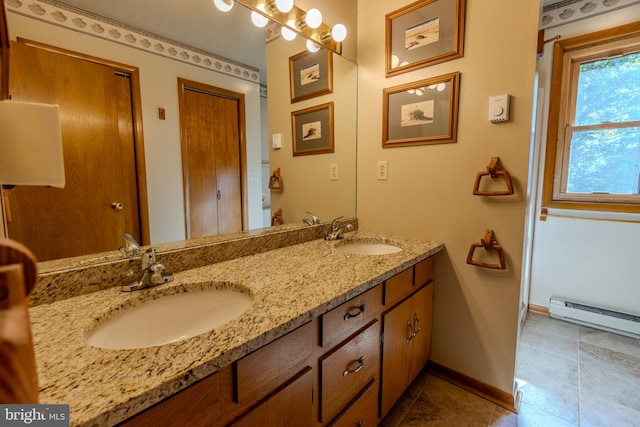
[542,22,640,213]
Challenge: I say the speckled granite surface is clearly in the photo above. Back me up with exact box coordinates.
[29,231,443,426]
[31,222,350,307]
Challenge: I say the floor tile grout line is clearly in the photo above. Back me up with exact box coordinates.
[518,341,579,364]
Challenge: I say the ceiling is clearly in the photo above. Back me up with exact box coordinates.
[55,0,268,81]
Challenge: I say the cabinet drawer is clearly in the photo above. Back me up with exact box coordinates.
[414,257,435,287]
[329,379,379,427]
[236,322,312,403]
[121,373,220,427]
[320,320,380,423]
[321,285,382,347]
[384,267,413,307]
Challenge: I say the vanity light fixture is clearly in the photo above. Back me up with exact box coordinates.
[306,39,320,53]
[235,0,345,54]
[281,20,297,41]
[274,0,294,13]
[304,8,322,29]
[213,0,234,12]
[250,3,269,27]
[331,24,347,43]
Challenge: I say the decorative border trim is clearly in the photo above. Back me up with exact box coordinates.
[6,0,261,84]
[541,0,640,30]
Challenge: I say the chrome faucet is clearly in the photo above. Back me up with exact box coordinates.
[121,247,174,292]
[303,211,321,226]
[325,216,353,240]
[119,233,142,258]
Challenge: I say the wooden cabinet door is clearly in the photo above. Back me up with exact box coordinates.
[408,284,434,383]
[231,367,313,427]
[380,297,413,418]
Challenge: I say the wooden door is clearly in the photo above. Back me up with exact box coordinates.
[6,41,143,261]
[179,79,244,238]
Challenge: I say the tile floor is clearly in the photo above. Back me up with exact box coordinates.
[380,312,640,426]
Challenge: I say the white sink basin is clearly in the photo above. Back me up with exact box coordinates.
[335,241,402,256]
[88,289,252,350]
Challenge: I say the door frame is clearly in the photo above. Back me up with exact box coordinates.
[177,77,248,237]
[13,38,150,245]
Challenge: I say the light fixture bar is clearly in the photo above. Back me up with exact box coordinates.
[236,0,342,54]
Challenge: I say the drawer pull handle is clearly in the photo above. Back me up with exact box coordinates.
[343,356,365,376]
[413,313,421,335]
[343,305,365,320]
[357,420,364,427]
[406,319,415,344]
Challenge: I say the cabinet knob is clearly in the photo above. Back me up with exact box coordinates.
[111,202,124,212]
[413,313,421,335]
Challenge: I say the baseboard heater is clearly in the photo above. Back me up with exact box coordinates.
[549,297,640,339]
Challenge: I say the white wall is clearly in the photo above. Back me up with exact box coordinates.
[357,0,539,395]
[529,5,640,315]
[6,10,264,245]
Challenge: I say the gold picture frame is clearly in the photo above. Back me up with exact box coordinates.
[289,49,333,103]
[385,0,466,77]
[292,102,334,156]
[383,72,460,148]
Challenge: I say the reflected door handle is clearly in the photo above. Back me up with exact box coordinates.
[111,202,124,212]
[217,190,221,200]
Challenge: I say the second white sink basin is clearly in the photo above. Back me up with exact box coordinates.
[88,289,252,350]
[335,241,402,256]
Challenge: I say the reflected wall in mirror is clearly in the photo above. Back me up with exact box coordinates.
[1,0,357,265]
[267,37,356,224]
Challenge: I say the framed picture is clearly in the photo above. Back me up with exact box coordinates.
[383,72,460,148]
[289,49,333,103]
[291,102,334,156]
[385,0,466,77]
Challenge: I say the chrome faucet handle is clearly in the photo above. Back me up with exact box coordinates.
[119,233,141,258]
[141,247,157,270]
[306,211,321,225]
[331,216,345,231]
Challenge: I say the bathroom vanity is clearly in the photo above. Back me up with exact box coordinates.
[27,229,442,426]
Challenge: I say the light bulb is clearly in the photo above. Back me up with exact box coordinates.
[391,55,400,69]
[305,8,323,29]
[415,89,424,96]
[275,0,293,13]
[213,0,234,12]
[331,24,347,42]
[251,4,268,27]
[306,39,320,52]
[281,20,297,41]
[436,83,446,92]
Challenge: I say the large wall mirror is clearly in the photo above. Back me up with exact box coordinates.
[1,0,357,269]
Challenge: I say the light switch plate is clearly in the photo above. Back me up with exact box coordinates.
[377,161,388,180]
[330,163,338,181]
[272,133,282,149]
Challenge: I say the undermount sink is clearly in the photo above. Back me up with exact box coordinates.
[88,289,252,350]
[335,240,403,256]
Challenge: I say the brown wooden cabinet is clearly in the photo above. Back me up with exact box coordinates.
[231,367,313,427]
[121,257,436,426]
[380,258,435,418]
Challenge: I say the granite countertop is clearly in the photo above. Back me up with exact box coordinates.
[29,232,443,426]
